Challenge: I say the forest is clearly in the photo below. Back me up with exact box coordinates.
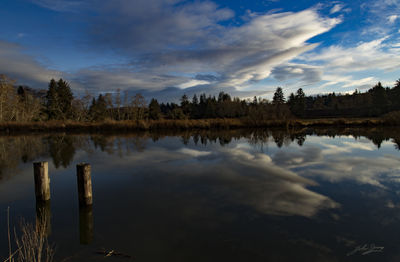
[1,74,400,124]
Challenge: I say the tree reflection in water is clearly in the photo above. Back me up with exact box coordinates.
[1,127,400,261]
[0,127,399,181]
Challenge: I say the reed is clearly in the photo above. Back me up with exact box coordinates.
[3,208,54,262]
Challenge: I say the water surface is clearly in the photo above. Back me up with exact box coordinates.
[1,128,400,261]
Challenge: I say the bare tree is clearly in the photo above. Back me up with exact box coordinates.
[130,93,146,122]
[0,75,19,122]
[115,89,121,120]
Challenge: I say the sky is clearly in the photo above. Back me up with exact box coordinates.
[1,0,400,102]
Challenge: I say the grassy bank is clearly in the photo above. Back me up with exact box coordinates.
[0,117,392,133]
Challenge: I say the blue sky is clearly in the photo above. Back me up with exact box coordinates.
[1,0,400,101]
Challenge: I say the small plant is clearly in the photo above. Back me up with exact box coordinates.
[4,207,55,262]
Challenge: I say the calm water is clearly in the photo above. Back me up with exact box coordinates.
[1,128,400,261]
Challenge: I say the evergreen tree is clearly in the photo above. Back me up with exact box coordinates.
[272,87,285,105]
[252,96,258,106]
[272,87,290,119]
[45,78,73,120]
[218,92,231,102]
[198,93,207,118]
[192,94,199,105]
[191,94,199,118]
[369,82,389,115]
[294,88,306,117]
[56,79,73,119]
[89,95,107,121]
[46,79,59,120]
[180,94,190,115]
[288,92,295,108]
[148,98,161,120]
[391,79,400,110]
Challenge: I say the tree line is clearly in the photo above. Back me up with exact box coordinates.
[1,73,400,122]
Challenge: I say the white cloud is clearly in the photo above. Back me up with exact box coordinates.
[388,15,398,24]
[178,80,210,89]
[305,156,400,188]
[341,77,376,88]
[82,5,340,93]
[177,148,211,157]
[298,36,400,91]
[6,0,343,98]
[341,141,375,151]
[273,138,400,188]
[9,0,399,98]
[330,4,344,14]
[107,145,339,217]
[303,37,398,72]
[320,143,352,155]
[271,63,323,84]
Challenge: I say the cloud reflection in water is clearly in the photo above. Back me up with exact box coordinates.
[272,137,400,188]
[92,144,339,218]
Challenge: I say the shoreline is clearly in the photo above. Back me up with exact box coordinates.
[0,117,393,133]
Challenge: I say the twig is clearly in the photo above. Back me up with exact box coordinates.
[7,207,12,262]
[3,248,21,262]
[105,250,114,257]
[96,249,132,259]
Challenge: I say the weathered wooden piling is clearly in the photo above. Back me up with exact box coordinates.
[33,162,50,201]
[76,163,93,206]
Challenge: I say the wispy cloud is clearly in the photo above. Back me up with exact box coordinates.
[11,0,400,99]
[30,0,84,12]
[271,63,323,85]
[303,37,400,72]
[330,3,344,14]
[0,40,61,87]
[297,36,400,92]
[82,4,340,93]
[4,1,340,97]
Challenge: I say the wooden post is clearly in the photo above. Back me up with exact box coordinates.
[33,162,50,201]
[77,163,93,206]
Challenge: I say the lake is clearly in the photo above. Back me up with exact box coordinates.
[1,127,400,261]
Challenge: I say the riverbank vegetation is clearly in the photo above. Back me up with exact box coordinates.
[0,118,386,133]
[2,74,400,130]
[3,207,54,262]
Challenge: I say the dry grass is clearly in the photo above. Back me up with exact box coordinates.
[288,117,383,127]
[13,220,55,262]
[4,207,54,262]
[382,111,400,125]
[0,117,389,133]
